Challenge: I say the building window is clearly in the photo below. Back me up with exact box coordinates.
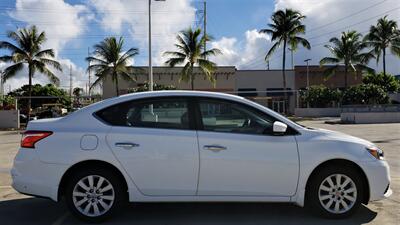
[238,88,257,97]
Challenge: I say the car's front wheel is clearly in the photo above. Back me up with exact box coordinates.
[307,165,364,218]
[65,168,126,222]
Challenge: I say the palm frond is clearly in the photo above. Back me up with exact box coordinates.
[38,58,62,71]
[35,49,55,58]
[2,62,24,81]
[165,57,186,67]
[320,57,340,65]
[179,62,192,82]
[356,64,375,74]
[90,77,103,90]
[201,48,222,58]
[118,70,135,82]
[163,51,187,58]
[321,65,339,78]
[86,56,109,65]
[265,42,280,60]
[37,66,60,85]
[0,41,24,53]
[0,55,13,63]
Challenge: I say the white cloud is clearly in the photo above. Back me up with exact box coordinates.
[1,60,88,95]
[211,29,272,69]
[10,0,93,52]
[211,0,400,75]
[274,0,400,74]
[3,0,94,92]
[89,0,196,65]
[210,37,240,66]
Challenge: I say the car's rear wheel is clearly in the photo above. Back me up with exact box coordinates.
[307,165,364,218]
[65,168,126,222]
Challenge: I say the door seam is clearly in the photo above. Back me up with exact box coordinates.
[195,130,201,195]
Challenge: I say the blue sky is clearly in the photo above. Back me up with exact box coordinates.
[0,0,274,68]
[0,0,399,91]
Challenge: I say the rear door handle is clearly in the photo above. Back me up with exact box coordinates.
[203,145,227,152]
[115,142,140,149]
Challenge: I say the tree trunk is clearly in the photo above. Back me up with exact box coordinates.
[115,73,119,96]
[344,64,348,89]
[190,63,194,90]
[282,40,288,114]
[27,65,33,122]
[382,47,386,76]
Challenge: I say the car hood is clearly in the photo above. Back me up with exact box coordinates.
[305,128,375,147]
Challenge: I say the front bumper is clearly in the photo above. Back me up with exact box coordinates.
[359,159,392,201]
[11,148,68,201]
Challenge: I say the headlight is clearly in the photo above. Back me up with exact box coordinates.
[366,146,384,160]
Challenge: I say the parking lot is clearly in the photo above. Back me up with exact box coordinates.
[0,120,399,225]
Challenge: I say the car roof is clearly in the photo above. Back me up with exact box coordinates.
[119,90,244,100]
[68,91,242,114]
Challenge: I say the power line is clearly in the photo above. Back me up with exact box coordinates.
[0,6,196,14]
[306,8,400,41]
[307,0,388,32]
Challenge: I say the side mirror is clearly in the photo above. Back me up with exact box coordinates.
[273,121,287,134]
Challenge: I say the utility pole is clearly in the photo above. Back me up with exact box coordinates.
[0,70,3,107]
[88,47,91,97]
[288,48,294,70]
[203,0,207,57]
[148,0,166,92]
[148,0,153,91]
[69,64,73,97]
[304,58,311,108]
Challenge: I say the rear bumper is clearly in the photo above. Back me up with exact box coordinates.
[359,160,392,202]
[11,149,68,201]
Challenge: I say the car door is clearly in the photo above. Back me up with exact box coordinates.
[196,98,299,196]
[98,97,199,196]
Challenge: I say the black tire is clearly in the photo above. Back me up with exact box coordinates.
[65,167,127,223]
[306,164,364,219]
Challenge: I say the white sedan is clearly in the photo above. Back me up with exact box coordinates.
[11,91,391,222]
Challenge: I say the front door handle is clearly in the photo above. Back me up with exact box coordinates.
[115,142,140,149]
[203,145,227,152]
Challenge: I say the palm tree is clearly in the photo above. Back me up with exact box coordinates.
[320,31,374,88]
[87,37,139,96]
[365,16,400,76]
[260,9,311,113]
[73,87,83,98]
[164,28,221,90]
[0,25,62,120]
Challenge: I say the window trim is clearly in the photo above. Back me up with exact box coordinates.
[193,97,300,136]
[93,96,197,131]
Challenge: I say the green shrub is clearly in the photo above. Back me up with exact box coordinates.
[8,84,71,110]
[362,72,400,92]
[0,95,15,110]
[300,85,342,108]
[128,82,177,93]
[342,84,389,105]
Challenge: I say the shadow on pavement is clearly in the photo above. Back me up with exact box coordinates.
[0,198,377,225]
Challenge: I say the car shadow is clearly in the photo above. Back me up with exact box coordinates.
[0,198,377,225]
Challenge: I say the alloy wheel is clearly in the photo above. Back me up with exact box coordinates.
[318,174,357,214]
[72,175,115,217]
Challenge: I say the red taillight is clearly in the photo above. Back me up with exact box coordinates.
[21,131,53,148]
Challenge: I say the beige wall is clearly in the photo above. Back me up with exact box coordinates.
[102,68,298,113]
[295,65,362,89]
[235,70,296,113]
[103,66,236,98]
[235,70,295,90]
